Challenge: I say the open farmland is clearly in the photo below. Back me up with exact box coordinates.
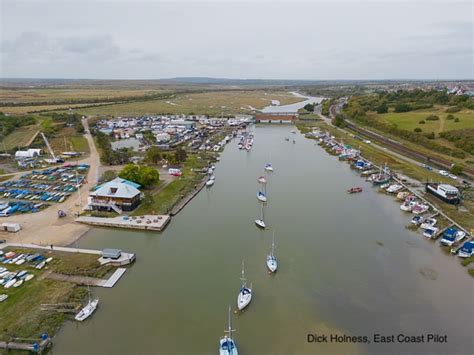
[0,88,168,104]
[2,123,41,150]
[74,90,305,116]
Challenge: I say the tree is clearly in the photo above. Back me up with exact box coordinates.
[146,146,162,165]
[419,120,425,124]
[394,103,412,113]
[100,170,117,182]
[454,117,460,122]
[174,147,187,163]
[303,103,315,112]
[118,164,160,188]
[446,114,454,120]
[414,128,422,133]
[376,103,388,114]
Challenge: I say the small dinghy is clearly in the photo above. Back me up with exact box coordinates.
[25,274,35,281]
[347,187,363,194]
[13,279,24,288]
[0,294,8,302]
[4,278,16,289]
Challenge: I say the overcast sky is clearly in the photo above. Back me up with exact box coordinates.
[0,0,472,80]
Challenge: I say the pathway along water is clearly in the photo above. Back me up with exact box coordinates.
[56,125,473,354]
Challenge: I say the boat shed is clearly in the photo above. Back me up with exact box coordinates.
[102,248,122,259]
[1,222,21,232]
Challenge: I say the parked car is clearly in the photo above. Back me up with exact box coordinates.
[439,170,449,176]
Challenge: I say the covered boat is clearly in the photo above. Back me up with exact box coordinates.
[440,227,466,247]
[457,241,474,258]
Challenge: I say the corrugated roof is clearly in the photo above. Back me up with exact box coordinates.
[91,177,141,199]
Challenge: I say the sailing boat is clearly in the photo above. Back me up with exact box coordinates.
[264,163,274,172]
[237,261,252,311]
[257,175,267,202]
[219,305,238,355]
[75,279,99,321]
[255,202,266,229]
[266,232,278,273]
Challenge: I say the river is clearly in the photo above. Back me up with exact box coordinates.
[260,92,322,113]
[55,125,473,354]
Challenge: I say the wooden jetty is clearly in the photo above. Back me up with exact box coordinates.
[170,179,206,216]
[0,336,51,353]
[45,268,127,288]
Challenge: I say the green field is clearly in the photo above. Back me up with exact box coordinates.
[374,108,474,134]
[74,90,304,116]
[2,123,41,150]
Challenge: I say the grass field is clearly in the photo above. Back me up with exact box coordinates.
[75,90,305,116]
[373,107,474,134]
[0,102,114,114]
[2,123,41,150]
[0,248,112,341]
[49,127,90,155]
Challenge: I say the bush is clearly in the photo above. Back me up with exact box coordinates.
[425,115,439,121]
[376,103,388,114]
[414,127,422,133]
[446,114,454,120]
[394,103,412,113]
[454,117,460,122]
[419,120,425,124]
[445,106,461,113]
[424,132,435,139]
[100,170,117,182]
[450,164,464,175]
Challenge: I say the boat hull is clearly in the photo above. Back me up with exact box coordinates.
[425,184,460,205]
[255,219,266,229]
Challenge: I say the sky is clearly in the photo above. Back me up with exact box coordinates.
[0,0,473,80]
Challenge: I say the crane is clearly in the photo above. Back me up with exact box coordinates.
[40,132,63,164]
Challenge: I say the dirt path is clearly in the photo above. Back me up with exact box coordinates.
[0,118,102,246]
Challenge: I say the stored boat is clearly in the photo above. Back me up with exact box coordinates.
[266,233,278,273]
[0,294,7,302]
[237,261,252,311]
[4,278,16,289]
[13,279,23,288]
[440,228,466,246]
[410,215,424,225]
[347,187,362,194]
[457,241,474,258]
[420,218,437,229]
[219,306,238,355]
[423,226,439,238]
[386,184,403,193]
[425,183,460,205]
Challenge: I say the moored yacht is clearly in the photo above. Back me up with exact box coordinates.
[266,233,278,273]
[75,298,99,321]
[237,261,252,311]
[257,191,267,202]
[264,163,274,172]
[219,306,238,355]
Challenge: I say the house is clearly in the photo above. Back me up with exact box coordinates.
[88,177,142,212]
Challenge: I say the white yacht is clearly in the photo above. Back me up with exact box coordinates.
[237,261,252,311]
[264,163,274,172]
[257,191,267,202]
[219,306,238,355]
[266,233,278,273]
[75,298,99,321]
[255,202,266,229]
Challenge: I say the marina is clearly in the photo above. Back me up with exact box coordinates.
[51,125,473,355]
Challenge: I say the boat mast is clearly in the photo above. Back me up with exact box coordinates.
[240,260,246,288]
[271,231,275,257]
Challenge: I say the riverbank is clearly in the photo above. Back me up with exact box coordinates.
[300,123,474,277]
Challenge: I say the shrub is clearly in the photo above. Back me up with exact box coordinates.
[450,164,464,175]
[394,103,412,113]
[376,103,388,114]
[425,115,439,121]
[454,117,460,122]
[445,106,461,113]
[424,132,435,139]
[414,127,422,133]
[446,114,454,120]
[419,120,425,124]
